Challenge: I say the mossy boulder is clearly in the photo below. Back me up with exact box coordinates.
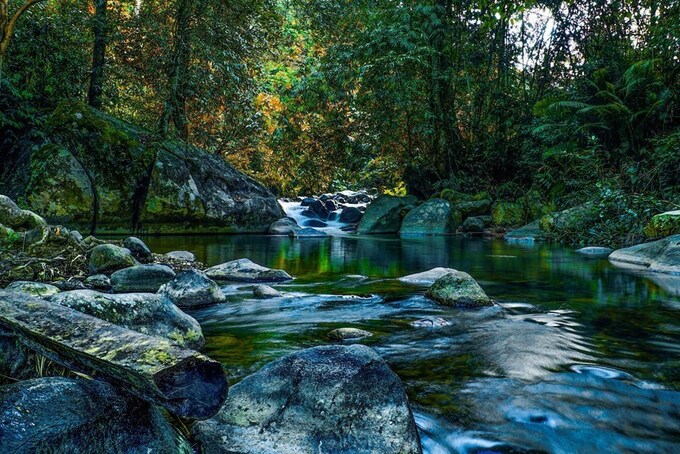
[399,198,452,236]
[426,271,493,307]
[327,327,373,341]
[89,244,138,274]
[110,264,176,293]
[5,281,61,297]
[492,202,524,227]
[539,204,598,233]
[453,199,492,219]
[48,290,204,350]
[0,195,46,231]
[644,211,680,239]
[158,270,227,308]
[357,195,418,234]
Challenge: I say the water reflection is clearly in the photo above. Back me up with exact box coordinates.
[143,234,680,452]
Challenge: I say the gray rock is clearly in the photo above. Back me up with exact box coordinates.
[89,244,138,274]
[48,290,204,350]
[339,207,363,224]
[252,284,282,299]
[399,267,459,285]
[193,345,421,454]
[110,264,176,293]
[0,377,191,453]
[399,198,452,236]
[609,235,680,275]
[410,317,452,328]
[123,236,153,263]
[327,327,373,341]
[4,281,61,297]
[426,271,494,307]
[70,230,84,243]
[290,227,329,238]
[462,216,486,233]
[165,250,196,262]
[206,258,292,283]
[576,246,613,257]
[505,220,544,243]
[158,270,226,308]
[84,274,111,289]
[357,195,418,234]
[267,217,301,235]
[0,194,47,231]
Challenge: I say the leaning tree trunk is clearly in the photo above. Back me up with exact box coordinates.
[158,0,194,140]
[87,0,108,108]
[0,0,45,70]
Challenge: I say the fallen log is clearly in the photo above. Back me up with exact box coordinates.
[0,290,228,419]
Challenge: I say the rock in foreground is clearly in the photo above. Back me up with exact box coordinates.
[193,345,421,454]
[158,270,226,308]
[205,258,292,282]
[426,271,493,307]
[0,377,191,453]
[49,290,204,350]
[609,235,680,275]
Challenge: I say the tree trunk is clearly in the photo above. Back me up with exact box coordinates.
[0,290,229,420]
[87,0,107,108]
[158,0,194,140]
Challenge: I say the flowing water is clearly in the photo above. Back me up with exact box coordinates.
[142,232,680,453]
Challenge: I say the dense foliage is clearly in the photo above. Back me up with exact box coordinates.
[0,0,678,245]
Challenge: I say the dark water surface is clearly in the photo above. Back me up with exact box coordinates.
[143,234,680,453]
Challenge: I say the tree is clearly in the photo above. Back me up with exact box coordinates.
[88,0,108,108]
[0,0,44,62]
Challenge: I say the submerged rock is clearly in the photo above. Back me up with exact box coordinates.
[252,284,282,299]
[267,217,301,235]
[399,267,459,285]
[327,327,373,341]
[206,258,292,283]
[158,270,226,308]
[123,236,153,263]
[357,195,418,234]
[644,210,680,239]
[0,377,192,453]
[110,264,176,293]
[89,244,138,274]
[426,271,493,307]
[291,227,328,238]
[576,246,613,257]
[193,345,421,454]
[48,290,204,350]
[4,281,60,297]
[609,235,680,275]
[399,198,452,236]
[410,317,452,328]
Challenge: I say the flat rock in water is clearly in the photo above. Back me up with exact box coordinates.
[426,271,494,308]
[123,236,153,263]
[252,284,282,299]
[193,345,421,454]
[110,264,176,293]
[0,377,191,453]
[89,244,138,274]
[328,327,373,341]
[49,289,204,350]
[166,250,196,262]
[4,281,60,297]
[576,246,613,257]
[158,270,226,308]
[267,217,301,235]
[206,258,292,282]
[609,235,680,275]
[399,267,459,285]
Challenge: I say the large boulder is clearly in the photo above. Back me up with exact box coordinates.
[426,271,493,307]
[357,195,418,234]
[158,270,226,308]
[0,377,191,453]
[644,211,680,239]
[89,244,138,274]
[48,290,204,350]
[399,198,452,236]
[4,281,61,297]
[267,217,301,235]
[193,345,421,454]
[609,235,680,275]
[0,100,283,234]
[206,258,292,283]
[110,264,176,293]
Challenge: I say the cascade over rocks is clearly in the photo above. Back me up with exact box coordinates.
[193,345,422,454]
[0,101,283,234]
[0,377,192,453]
[49,290,204,350]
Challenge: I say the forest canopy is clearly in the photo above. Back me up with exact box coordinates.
[1,0,678,204]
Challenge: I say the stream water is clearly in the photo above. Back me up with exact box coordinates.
[142,231,680,453]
